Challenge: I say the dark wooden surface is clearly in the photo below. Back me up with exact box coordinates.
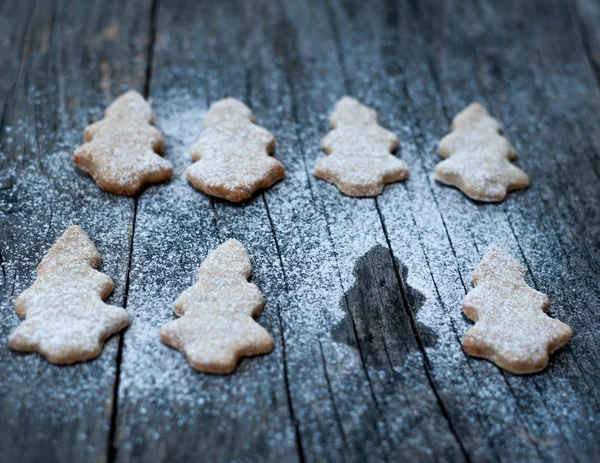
[1,1,600,462]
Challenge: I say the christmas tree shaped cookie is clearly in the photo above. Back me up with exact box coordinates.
[436,103,529,202]
[72,90,173,195]
[9,226,130,364]
[314,97,409,196]
[186,98,285,202]
[160,239,273,374]
[462,246,572,374]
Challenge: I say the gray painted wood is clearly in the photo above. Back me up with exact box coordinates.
[113,2,297,462]
[571,0,600,85]
[261,0,465,460]
[1,1,600,462]
[0,0,152,461]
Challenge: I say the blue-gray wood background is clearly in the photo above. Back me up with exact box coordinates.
[1,0,600,461]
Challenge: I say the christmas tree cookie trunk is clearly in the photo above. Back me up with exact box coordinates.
[9,226,130,364]
[462,246,572,374]
[160,239,273,374]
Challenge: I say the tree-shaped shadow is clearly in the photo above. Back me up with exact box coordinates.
[331,244,436,369]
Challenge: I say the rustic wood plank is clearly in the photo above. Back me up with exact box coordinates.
[412,0,600,455]
[428,0,600,458]
[326,0,600,460]
[244,12,390,460]
[324,1,540,460]
[417,0,600,408]
[115,0,467,460]
[414,0,600,458]
[571,0,600,84]
[236,5,392,459]
[517,1,600,405]
[113,2,298,462]
[258,0,466,460]
[0,0,152,461]
[472,0,600,407]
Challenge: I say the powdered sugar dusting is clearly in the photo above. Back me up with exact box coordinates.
[72,91,173,195]
[187,97,285,202]
[9,226,130,364]
[435,103,529,202]
[315,96,409,196]
[462,246,572,374]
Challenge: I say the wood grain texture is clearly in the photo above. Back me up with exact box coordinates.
[324,1,546,460]
[0,0,152,462]
[265,0,465,460]
[571,0,600,84]
[2,0,600,462]
[113,2,297,462]
[327,0,600,460]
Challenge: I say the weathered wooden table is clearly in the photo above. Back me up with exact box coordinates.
[2,0,600,461]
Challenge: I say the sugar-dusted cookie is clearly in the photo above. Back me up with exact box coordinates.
[160,239,273,374]
[72,90,173,195]
[436,103,529,202]
[186,98,285,202]
[314,96,409,197]
[462,246,572,374]
[8,226,130,364]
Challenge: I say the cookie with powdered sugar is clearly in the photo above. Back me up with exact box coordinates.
[186,98,285,202]
[72,90,173,195]
[314,96,409,197]
[9,226,130,364]
[462,246,571,374]
[436,103,529,202]
[160,239,273,374]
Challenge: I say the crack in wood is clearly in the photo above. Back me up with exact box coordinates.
[396,6,564,459]
[107,1,160,461]
[271,1,398,457]
[0,247,6,286]
[321,0,471,458]
[375,203,471,462]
